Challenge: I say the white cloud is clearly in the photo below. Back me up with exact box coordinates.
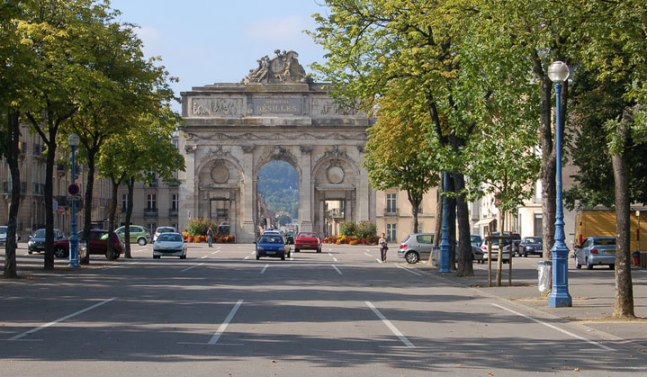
[245,16,310,43]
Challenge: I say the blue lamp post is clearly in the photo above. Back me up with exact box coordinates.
[439,171,450,273]
[547,61,572,307]
[68,133,80,269]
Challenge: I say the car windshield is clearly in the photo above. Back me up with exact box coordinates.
[525,237,542,243]
[33,229,46,238]
[595,238,616,246]
[298,232,318,238]
[157,227,175,233]
[0,226,6,235]
[158,233,182,242]
[260,236,283,244]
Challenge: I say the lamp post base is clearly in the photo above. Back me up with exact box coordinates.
[548,291,572,308]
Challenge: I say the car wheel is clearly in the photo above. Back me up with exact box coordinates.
[54,247,68,259]
[404,251,419,264]
[576,260,582,269]
[316,248,322,253]
[281,254,285,261]
[137,238,147,246]
[609,264,614,270]
[180,255,186,259]
[153,255,160,259]
[295,248,300,253]
[256,255,260,260]
[28,251,33,254]
[586,259,594,270]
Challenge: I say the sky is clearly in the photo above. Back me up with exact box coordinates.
[109,0,330,111]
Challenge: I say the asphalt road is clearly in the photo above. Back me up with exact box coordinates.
[1,243,644,376]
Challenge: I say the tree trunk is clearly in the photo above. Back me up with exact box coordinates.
[106,179,119,260]
[124,177,135,258]
[80,148,97,265]
[407,190,421,234]
[612,122,635,318]
[454,171,474,277]
[433,173,443,248]
[540,76,557,260]
[4,110,21,279]
[43,121,58,270]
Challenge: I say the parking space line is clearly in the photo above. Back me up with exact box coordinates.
[396,264,422,276]
[492,303,615,351]
[332,265,342,275]
[181,263,204,272]
[365,301,414,348]
[208,299,243,345]
[8,298,117,341]
[260,264,269,274]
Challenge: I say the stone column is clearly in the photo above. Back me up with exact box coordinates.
[299,145,313,231]
[357,148,371,222]
[240,145,256,242]
[179,143,197,232]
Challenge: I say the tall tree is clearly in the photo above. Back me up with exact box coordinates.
[364,84,441,234]
[16,0,114,269]
[566,0,647,318]
[1,0,30,278]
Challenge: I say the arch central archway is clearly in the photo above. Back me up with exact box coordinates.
[178,52,374,242]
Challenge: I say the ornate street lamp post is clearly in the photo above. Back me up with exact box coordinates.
[439,172,450,273]
[547,61,572,307]
[68,133,80,269]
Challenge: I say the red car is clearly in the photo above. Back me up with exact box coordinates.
[294,232,322,253]
[53,229,125,259]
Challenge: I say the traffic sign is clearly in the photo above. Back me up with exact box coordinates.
[68,183,80,196]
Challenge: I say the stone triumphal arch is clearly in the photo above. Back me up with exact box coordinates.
[178,51,375,242]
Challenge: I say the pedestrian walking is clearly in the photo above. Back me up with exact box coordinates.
[379,232,388,262]
[207,225,213,247]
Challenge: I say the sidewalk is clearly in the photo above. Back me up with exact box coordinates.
[420,257,647,353]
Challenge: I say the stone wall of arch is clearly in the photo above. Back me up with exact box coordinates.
[179,80,374,243]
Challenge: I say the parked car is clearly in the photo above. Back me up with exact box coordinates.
[53,229,125,259]
[115,225,150,246]
[481,233,519,263]
[398,233,434,264]
[2,227,22,244]
[255,233,290,260]
[153,226,177,242]
[470,234,482,248]
[518,236,543,257]
[294,232,322,253]
[575,236,616,270]
[153,232,187,259]
[28,228,64,254]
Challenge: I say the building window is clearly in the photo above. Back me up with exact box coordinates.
[171,194,178,210]
[386,193,397,213]
[121,194,129,212]
[386,223,397,242]
[147,193,157,210]
[534,214,543,237]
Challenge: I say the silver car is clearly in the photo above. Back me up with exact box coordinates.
[398,233,434,264]
[153,232,187,259]
[575,236,615,270]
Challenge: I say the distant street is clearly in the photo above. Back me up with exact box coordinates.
[1,243,645,377]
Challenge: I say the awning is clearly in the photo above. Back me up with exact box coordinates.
[473,218,495,227]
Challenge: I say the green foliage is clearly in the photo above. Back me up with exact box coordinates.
[257,161,299,218]
[185,218,214,237]
[355,221,377,240]
[339,221,356,237]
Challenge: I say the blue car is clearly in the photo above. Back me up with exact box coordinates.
[255,234,291,260]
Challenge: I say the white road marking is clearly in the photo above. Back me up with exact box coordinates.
[181,263,204,272]
[365,301,414,348]
[8,298,117,341]
[492,304,616,351]
[396,264,422,276]
[364,252,372,258]
[208,300,243,345]
[332,265,342,275]
[244,256,251,260]
[328,253,338,262]
[260,264,269,274]
[200,255,208,259]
